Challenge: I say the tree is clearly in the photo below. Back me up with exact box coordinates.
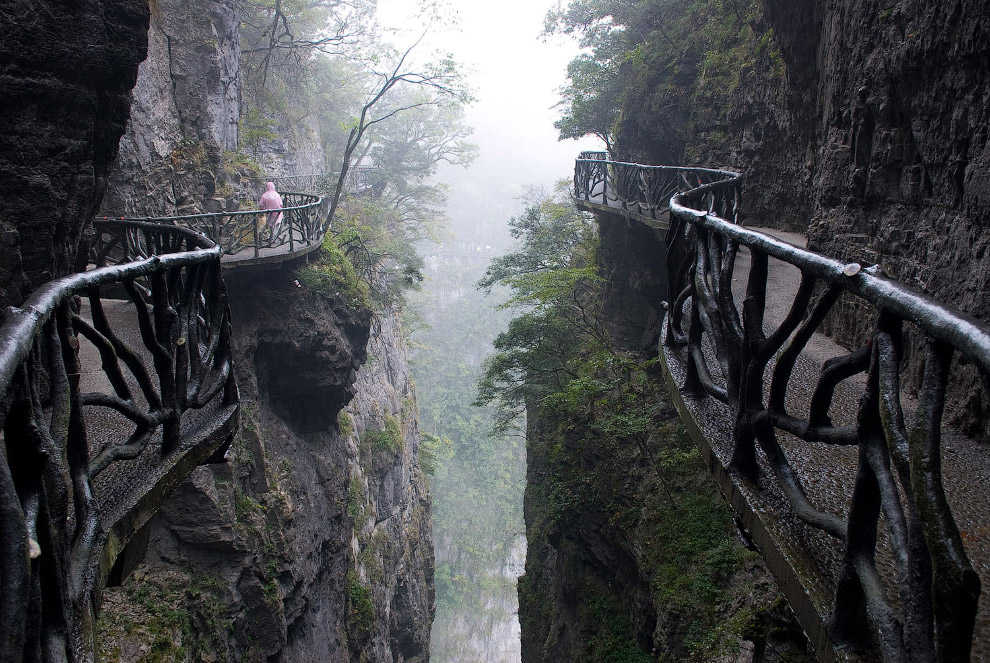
[324,36,472,228]
[475,190,609,432]
[547,0,783,163]
[240,0,375,88]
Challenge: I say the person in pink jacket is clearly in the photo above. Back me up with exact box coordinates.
[259,181,284,237]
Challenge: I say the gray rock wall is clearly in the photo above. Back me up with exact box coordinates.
[0,0,149,306]
[762,0,990,435]
[101,0,242,217]
[98,269,434,662]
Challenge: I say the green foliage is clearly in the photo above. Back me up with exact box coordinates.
[295,232,370,311]
[96,571,232,663]
[480,186,791,660]
[347,475,366,520]
[476,190,605,433]
[419,432,453,476]
[346,570,375,641]
[239,106,279,156]
[333,197,426,308]
[547,0,785,159]
[361,414,403,454]
[407,237,525,632]
[167,139,208,173]
[583,581,656,663]
[338,410,354,437]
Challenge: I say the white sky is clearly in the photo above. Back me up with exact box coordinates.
[377,0,603,239]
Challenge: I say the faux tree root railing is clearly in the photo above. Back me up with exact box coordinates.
[103,191,326,259]
[0,220,237,662]
[574,154,988,662]
[273,166,377,198]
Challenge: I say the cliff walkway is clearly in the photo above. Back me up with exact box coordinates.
[0,172,357,660]
[101,191,329,269]
[96,169,376,272]
[574,153,990,663]
[0,220,238,661]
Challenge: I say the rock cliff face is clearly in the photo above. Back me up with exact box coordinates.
[617,0,990,434]
[517,219,813,663]
[0,0,149,306]
[100,0,244,217]
[765,0,990,435]
[98,268,434,662]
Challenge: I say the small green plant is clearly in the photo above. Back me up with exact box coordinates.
[346,570,374,641]
[296,233,370,311]
[361,415,403,454]
[347,475,366,520]
[419,433,453,476]
[338,410,354,437]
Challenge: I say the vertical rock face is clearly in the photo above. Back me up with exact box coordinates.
[595,215,670,351]
[761,0,990,434]
[98,270,435,662]
[618,0,990,434]
[517,221,814,663]
[0,0,149,305]
[101,0,242,217]
[342,308,435,663]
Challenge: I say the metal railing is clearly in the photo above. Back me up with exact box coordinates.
[272,166,377,198]
[0,220,237,661]
[103,192,326,260]
[575,157,987,661]
[574,155,733,221]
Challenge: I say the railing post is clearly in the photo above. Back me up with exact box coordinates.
[288,209,294,253]
[254,216,260,257]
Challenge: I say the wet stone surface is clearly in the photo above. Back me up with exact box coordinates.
[664,229,990,658]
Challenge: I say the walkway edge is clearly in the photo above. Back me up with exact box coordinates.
[659,316,852,663]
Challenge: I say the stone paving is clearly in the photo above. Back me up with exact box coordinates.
[663,229,990,660]
[77,299,237,565]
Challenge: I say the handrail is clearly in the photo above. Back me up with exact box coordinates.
[100,191,326,259]
[271,168,378,198]
[575,157,987,661]
[574,156,737,221]
[0,219,237,661]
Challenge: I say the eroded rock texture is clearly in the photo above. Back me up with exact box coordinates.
[616,0,990,435]
[100,0,242,217]
[764,0,990,435]
[98,269,434,662]
[0,0,149,306]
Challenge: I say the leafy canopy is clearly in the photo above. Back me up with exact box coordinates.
[475,189,613,434]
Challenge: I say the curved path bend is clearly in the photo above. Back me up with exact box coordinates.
[575,155,990,663]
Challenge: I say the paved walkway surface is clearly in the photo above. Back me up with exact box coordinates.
[77,299,237,552]
[220,234,324,266]
[663,227,990,657]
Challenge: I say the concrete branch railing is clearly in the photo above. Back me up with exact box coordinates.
[0,220,238,662]
[101,191,327,262]
[575,155,988,662]
[272,165,377,197]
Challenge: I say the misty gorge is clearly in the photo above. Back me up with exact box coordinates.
[1,0,989,662]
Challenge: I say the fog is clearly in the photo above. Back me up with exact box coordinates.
[375,2,601,661]
[378,0,604,237]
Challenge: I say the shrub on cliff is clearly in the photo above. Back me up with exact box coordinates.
[295,232,370,311]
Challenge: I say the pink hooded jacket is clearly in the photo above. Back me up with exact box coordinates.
[259,182,284,227]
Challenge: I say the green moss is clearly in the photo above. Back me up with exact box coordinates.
[97,571,232,662]
[583,580,655,663]
[347,475,366,520]
[346,570,374,641]
[167,139,208,173]
[296,233,370,311]
[338,410,354,437]
[222,149,264,178]
[361,415,403,454]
